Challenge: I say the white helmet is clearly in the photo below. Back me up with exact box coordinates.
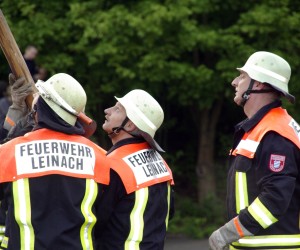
[35,73,87,125]
[115,89,165,151]
[237,51,295,103]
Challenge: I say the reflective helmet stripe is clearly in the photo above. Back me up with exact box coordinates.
[248,64,289,83]
[36,80,78,117]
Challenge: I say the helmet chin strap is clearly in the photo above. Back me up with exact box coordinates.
[241,79,276,106]
[107,117,143,140]
[107,117,129,137]
[241,79,255,105]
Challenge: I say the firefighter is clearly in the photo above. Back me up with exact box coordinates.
[0,74,34,245]
[209,51,300,249]
[0,73,110,249]
[95,89,174,250]
[0,74,34,143]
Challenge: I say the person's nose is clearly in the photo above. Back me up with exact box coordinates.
[104,107,112,115]
[231,76,239,87]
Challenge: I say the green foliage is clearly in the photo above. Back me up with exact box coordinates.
[168,193,226,239]
[1,0,300,106]
[1,2,300,237]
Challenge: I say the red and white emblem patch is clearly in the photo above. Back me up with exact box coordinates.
[269,154,286,172]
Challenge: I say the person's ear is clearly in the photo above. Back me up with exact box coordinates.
[255,81,264,89]
[125,120,137,132]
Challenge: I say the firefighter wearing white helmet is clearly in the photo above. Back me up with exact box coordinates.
[209,52,300,250]
[237,51,295,105]
[116,89,164,151]
[36,73,87,126]
[0,72,110,249]
[98,89,174,250]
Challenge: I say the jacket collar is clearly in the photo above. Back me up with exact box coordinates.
[235,100,282,133]
[107,137,146,155]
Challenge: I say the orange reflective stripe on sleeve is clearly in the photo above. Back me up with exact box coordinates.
[5,116,15,127]
[234,217,244,237]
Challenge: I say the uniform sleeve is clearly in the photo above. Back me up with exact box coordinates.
[94,169,127,238]
[0,187,3,202]
[169,187,175,220]
[0,185,6,244]
[0,127,8,143]
[239,132,300,234]
[0,198,7,224]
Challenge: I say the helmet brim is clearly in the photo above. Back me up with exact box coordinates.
[236,68,295,104]
[139,130,165,153]
[270,85,295,104]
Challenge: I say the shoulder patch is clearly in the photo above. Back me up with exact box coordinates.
[269,154,285,172]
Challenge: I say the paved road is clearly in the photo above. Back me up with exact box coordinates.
[164,237,209,250]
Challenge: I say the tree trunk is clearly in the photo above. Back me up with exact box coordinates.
[195,100,223,204]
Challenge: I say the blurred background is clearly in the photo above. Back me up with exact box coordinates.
[1,0,300,241]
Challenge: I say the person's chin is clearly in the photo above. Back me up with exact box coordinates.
[102,122,108,131]
[234,97,242,106]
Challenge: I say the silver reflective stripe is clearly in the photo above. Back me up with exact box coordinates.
[236,139,259,153]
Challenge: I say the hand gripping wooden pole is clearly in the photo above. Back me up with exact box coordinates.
[0,9,37,109]
[0,9,97,137]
